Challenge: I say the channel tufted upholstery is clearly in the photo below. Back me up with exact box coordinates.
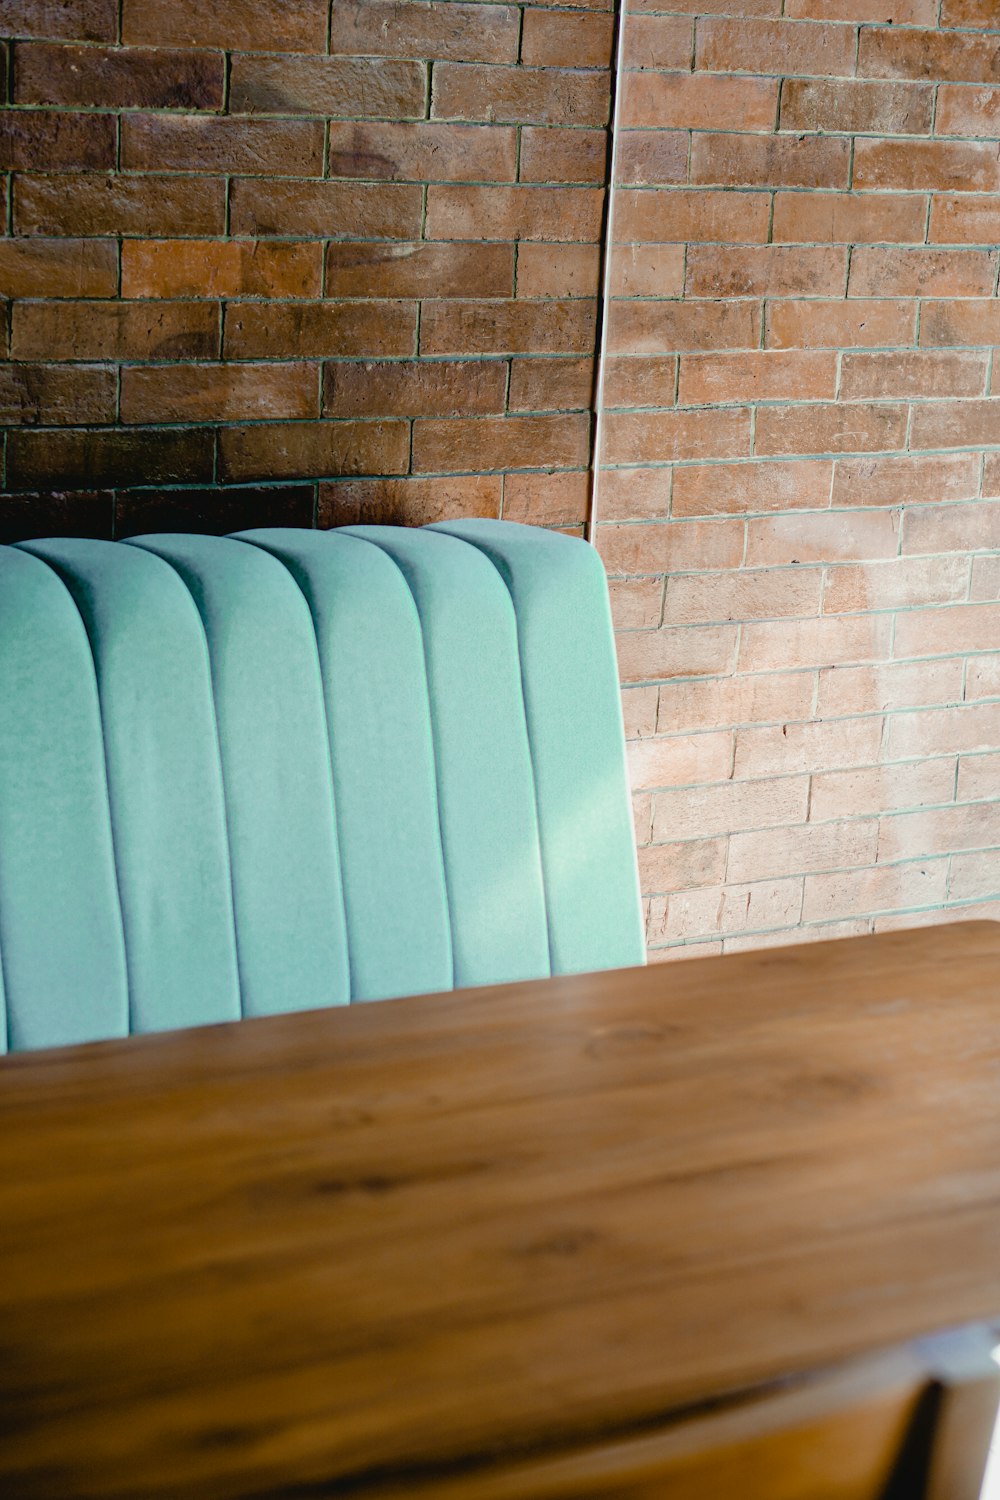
[0,520,644,1053]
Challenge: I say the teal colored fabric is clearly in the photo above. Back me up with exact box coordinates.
[0,522,643,1052]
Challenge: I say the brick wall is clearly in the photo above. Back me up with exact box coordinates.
[0,0,611,537]
[599,1,1000,957]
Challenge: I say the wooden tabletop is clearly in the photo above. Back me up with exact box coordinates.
[4,922,1000,1499]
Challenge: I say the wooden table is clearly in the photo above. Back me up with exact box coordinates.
[4,921,1000,1499]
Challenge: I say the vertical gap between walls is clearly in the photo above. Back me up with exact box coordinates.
[585,0,628,547]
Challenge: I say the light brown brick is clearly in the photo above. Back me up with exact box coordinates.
[2,0,117,40]
[728,820,878,885]
[12,299,220,361]
[680,350,837,406]
[662,567,822,626]
[607,244,686,298]
[323,359,506,418]
[0,236,117,297]
[754,402,907,458]
[122,363,319,424]
[879,800,1000,862]
[772,191,927,245]
[620,71,777,131]
[122,115,324,176]
[817,661,964,718]
[599,519,743,576]
[853,138,1000,192]
[628,730,733,790]
[941,0,1000,23]
[230,54,426,118]
[122,239,320,300]
[614,188,770,244]
[894,603,1000,659]
[739,613,892,672]
[325,241,513,299]
[14,173,226,238]
[620,15,694,68]
[615,623,738,683]
[224,302,416,359]
[910,399,1000,452]
[765,299,916,349]
[787,0,935,18]
[697,18,857,76]
[425,183,603,241]
[602,355,676,410]
[521,9,614,67]
[651,775,810,841]
[508,356,593,413]
[848,247,997,298]
[823,555,969,612]
[672,459,833,516]
[503,470,589,526]
[327,122,515,183]
[936,84,1000,138]
[412,413,589,472]
[519,127,607,185]
[651,877,805,942]
[220,420,410,483]
[746,509,899,566]
[611,578,663,631]
[602,408,751,466]
[597,467,671,521]
[810,758,957,821]
[920,300,1000,348]
[331,1,520,63]
[780,78,932,133]
[657,671,816,735]
[902,501,1000,555]
[840,350,988,401]
[615,132,689,188]
[420,299,596,355]
[930,196,1000,246]
[686,245,847,298]
[516,243,601,298]
[859,25,1000,83]
[608,300,761,356]
[832,453,980,507]
[691,131,850,189]
[802,861,948,922]
[432,62,609,127]
[638,839,729,897]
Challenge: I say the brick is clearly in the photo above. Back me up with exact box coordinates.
[319,475,501,528]
[620,15,694,68]
[802,862,948,921]
[936,84,1000,138]
[628,730,733,790]
[950,851,1000,903]
[325,241,512,299]
[14,43,224,110]
[122,240,321,300]
[672,459,833,517]
[620,71,777,131]
[14,173,226,238]
[597,467,671,521]
[810,758,957,821]
[724,919,873,954]
[519,127,607,185]
[503,470,589,526]
[754,402,907,458]
[1,0,117,40]
[858,27,1000,83]
[657,672,815,737]
[123,0,328,50]
[615,132,689,188]
[728,820,878,885]
[680,350,837,406]
[739,613,892,672]
[121,363,319,424]
[425,184,603,242]
[327,122,515,183]
[420,299,596,355]
[920,301,1000,348]
[651,775,809,841]
[662,567,822,628]
[521,9,614,67]
[849,248,996,299]
[638,839,729,897]
[650,878,804,942]
[0,109,115,171]
[910,399,1000,452]
[608,300,761,356]
[224,302,416,359]
[599,357,674,412]
[817,659,963,717]
[930,197,1000,248]
[220,421,410,483]
[780,78,932,134]
[606,245,683,300]
[331,2,520,63]
[230,54,426,118]
[508,356,593,412]
[971,555,1000,601]
[853,138,1000,193]
[697,18,857,76]
[232,180,422,240]
[879,796,1000,857]
[685,246,847,299]
[614,188,770,244]
[745,509,899,566]
[0,490,113,543]
[982,454,1000,496]
[0,363,115,425]
[894,603,1000,659]
[516,243,601,298]
[823,556,969,613]
[902,502,1000,556]
[832,454,980,508]
[609,579,664,630]
[633,0,778,12]
[765,299,916,350]
[6,428,215,490]
[323,359,506,418]
[772,192,926,245]
[12,300,219,361]
[0,237,117,298]
[122,115,324,176]
[787,0,935,17]
[432,63,609,127]
[622,686,659,740]
[116,485,315,539]
[840,351,988,401]
[691,132,849,190]
[958,747,1000,795]
[615,624,740,684]
[599,519,743,576]
[412,413,589,472]
[602,408,750,466]
[941,0,1000,22]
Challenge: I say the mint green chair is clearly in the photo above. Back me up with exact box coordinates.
[0,521,643,1052]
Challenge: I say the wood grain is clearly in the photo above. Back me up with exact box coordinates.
[3,922,1000,1498]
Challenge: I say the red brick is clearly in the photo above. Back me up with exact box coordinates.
[941,0,1000,22]
[12,300,219,361]
[503,470,589,526]
[425,184,603,241]
[0,490,114,542]
[331,2,520,63]
[755,403,907,458]
[0,109,115,171]
[910,399,1000,452]
[620,71,776,130]
[811,758,956,821]
[319,476,501,528]
[602,408,750,465]
[746,509,899,566]
[832,453,980,508]
[608,300,761,356]
[123,0,328,50]
[412,413,590,472]
[936,84,1000,137]
[902,501,1000,555]
[508,357,593,412]
[858,26,1000,83]
[608,244,685,298]
[614,188,770,244]
[930,196,1000,245]
[231,180,422,240]
[220,421,410,483]
[619,15,694,68]
[696,18,857,76]
[840,350,988,401]
[14,43,224,110]
[739,613,892,672]
[780,77,932,133]
[121,363,319,424]
[325,241,513,299]
[685,245,847,298]
[638,839,729,898]
[14,173,226,238]
[432,63,609,127]
[920,300,1000,348]
[1,0,117,40]
[122,240,321,299]
[420,299,596,355]
[615,132,688,188]
[823,555,969,612]
[0,362,115,424]
[600,518,743,574]
[327,122,515,183]
[848,247,996,298]
[765,299,916,350]
[597,467,672,521]
[771,191,926,245]
[787,0,935,17]
[691,132,849,190]
[519,127,607,185]
[632,0,777,12]
[122,115,324,176]
[615,624,738,684]
[679,350,837,405]
[230,54,426,118]
[7,428,215,490]
[323,359,506,418]
[224,302,416,359]
[521,9,614,67]
[0,237,116,297]
[603,356,677,410]
[516,243,601,298]
[854,138,1000,192]
[672,459,833,516]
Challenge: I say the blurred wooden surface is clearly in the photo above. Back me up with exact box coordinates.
[3,922,1000,1498]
